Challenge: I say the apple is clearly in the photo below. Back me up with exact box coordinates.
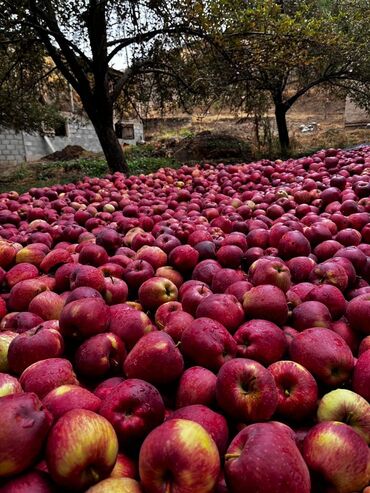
[304,284,346,320]
[176,366,217,408]
[79,243,109,267]
[65,286,103,304]
[225,422,310,493]
[103,277,128,305]
[211,268,247,293]
[309,261,348,292]
[225,281,252,304]
[191,259,222,285]
[123,260,155,292]
[136,246,167,270]
[181,318,237,371]
[60,298,110,339]
[7,326,64,375]
[94,377,125,400]
[163,310,193,342]
[243,285,288,326]
[0,393,52,477]
[0,372,23,397]
[139,419,220,493]
[46,409,119,491]
[286,256,316,282]
[290,328,354,387]
[0,470,56,493]
[216,358,278,422]
[268,360,318,422]
[155,266,183,289]
[124,331,184,385]
[278,230,311,259]
[346,293,370,335]
[40,248,73,274]
[317,389,370,444]
[352,349,370,401]
[195,294,244,333]
[42,384,101,419]
[75,332,126,379]
[250,259,291,292]
[291,301,332,331]
[0,331,17,372]
[110,305,155,350]
[181,283,212,316]
[168,245,199,273]
[28,291,65,321]
[216,245,243,268]
[110,452,137,479]
[302,422,370,493]
[233,320,287,365]
[20,358,79,399]
[84,478,142,493]
[168,404,229,455]
[154,301,182,329]
[138,277,178,312]
[70,265,106,293]
[99,378,165,448]
[8,278,49,312]
[5,263,39,289]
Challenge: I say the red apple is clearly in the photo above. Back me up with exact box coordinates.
[290,328,354,387]
[138,277,178,312]
[233,319,287,365]
[139,419,220,493]
[7,326,64,375]
[243,284,288,326]
[268,360,318,422]
[60,298,110,339]
[99,378,165,448]
[302,422,370,493]
[0,393,52,477]
[46,409,119,491]
[42,384,101,419]
[216,358,278,422]
[75,332,126,379]
[169,404,229,455]
[181,318,237,371]
[176,366,217,408]
[20,358,79,399]
[110,305,155,350]
[124,331,183,385]
[195,294,244,333]
[225,422,310,493]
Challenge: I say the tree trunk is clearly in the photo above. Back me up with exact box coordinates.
[93,120,128,174]
[274,103,290,155]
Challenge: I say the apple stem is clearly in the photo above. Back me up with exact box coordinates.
[224,453,240,460]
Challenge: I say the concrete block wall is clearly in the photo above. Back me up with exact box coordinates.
[0,119,144,165]
[0,129,26,164]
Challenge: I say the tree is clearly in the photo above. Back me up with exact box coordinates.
[4,0,206,173]
[0,20,63,132]
[136,0,370,154]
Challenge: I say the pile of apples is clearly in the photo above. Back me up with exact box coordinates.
[0,146,369,493]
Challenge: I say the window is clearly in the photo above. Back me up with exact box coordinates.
[115,123,135,140]
[54,120,68,137]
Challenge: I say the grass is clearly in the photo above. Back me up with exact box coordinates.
[0,146,180,193]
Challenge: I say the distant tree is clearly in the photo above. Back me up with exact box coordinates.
[0,27,63,132]
[5,0,206,172]
[136,0,370,154]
